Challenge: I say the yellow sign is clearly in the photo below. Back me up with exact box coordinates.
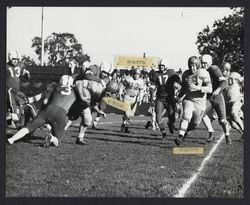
[114,55,159,68]
[173,147,204,155]
[102,97,130,112]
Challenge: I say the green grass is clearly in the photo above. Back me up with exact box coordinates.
[6,114,244,197]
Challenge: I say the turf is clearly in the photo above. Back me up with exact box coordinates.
[6,114,244,197]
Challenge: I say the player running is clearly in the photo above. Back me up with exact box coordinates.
[152,59,181,140]
[201,54,231,144]
[68,62,113,145]
[221,62,244,138]
[174,56,212,146]
[119,68,145,133]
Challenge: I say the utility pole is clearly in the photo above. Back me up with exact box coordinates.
[41,7,44,66]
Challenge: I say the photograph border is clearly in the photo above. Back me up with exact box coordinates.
[1,0,249,205]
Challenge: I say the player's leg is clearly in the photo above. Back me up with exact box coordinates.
[211,94,231,144]
[155,99,168,139]
[46,110,67,147]
[76,107,92,145]
[92,102,106,130]
[7,115,46,144]
[174,100,194,146]
[202,100,215,142]
[121,96,136,133]
[227,101,244,136]
[65,100,80,130]
[7,88,19,127]
[166,102,177,134]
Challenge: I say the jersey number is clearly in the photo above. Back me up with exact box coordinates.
[8,67,21,78]
[158,75,168,85]
[228,77,234,86]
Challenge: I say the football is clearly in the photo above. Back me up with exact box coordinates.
[106,80,120,94]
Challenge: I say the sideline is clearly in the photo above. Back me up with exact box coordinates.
[174,134,224,198]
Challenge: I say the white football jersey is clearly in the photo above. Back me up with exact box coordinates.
[122,76,144,97]
[223,72,243,102]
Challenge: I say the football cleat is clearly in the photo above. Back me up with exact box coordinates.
[121,124,125,132]
[206,132,215,142]
[75,138,88,145]
[225,135,232,145]
[43,134,59,148]
[174,135,184,146]
[91,124,99,130]
[162,132,167,139]
[124,127,130,133]
[167,122,174,134]
[145,121,151,129]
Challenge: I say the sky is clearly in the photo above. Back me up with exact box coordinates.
[7,7,233,70]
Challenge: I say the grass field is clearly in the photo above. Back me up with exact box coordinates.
[6,114,244,197]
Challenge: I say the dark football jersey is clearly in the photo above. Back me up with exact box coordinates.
[6,61,26,91]
[207,65,227,97]
[152,69,181,100]
[47,85,76,113]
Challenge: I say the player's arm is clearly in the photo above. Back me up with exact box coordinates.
[92,103,106,118]
[75,70,106,87]
[211,65,227,95]
[200,71,212,93]
[177,73,187,100]
[20,63,31,79]
[42,83,56,105]
[75,81,91,103]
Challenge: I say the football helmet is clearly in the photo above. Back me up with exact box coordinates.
[132,68,141,80]
[8,50,20,61]
[188,56,201,74]
[100,61,114,75]
[158,58,169,72]
[222,62,231,76]
[201,54,212,68]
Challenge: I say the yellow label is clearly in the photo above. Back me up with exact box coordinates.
[173,147,204,155]
[114,55,159,68]
[102,97,130,112]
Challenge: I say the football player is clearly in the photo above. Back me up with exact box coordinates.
[119,67,145,133]
[201,54,231,144]
[8,75,75,147]
[152,59,181,140]
[7,50,30,128]
[64,63,109,130]
[221,62,244,138]
[174,56,212,146]
[69,62,113,145]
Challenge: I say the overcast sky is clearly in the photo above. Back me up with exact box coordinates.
[7,7,233,70]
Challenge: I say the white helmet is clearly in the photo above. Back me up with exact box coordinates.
[100,61,114,75]
[8,50,20,61]
[59,75,73,87]
[158,58,169,71]
[201,54,212,67]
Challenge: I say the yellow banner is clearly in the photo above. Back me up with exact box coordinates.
[173,147,204,155]
[102,97,130,112]
[114,55,159,68]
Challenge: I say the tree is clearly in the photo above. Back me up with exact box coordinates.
[196,8,244,74]
[31,32,90,66]
[21,55,37,66]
